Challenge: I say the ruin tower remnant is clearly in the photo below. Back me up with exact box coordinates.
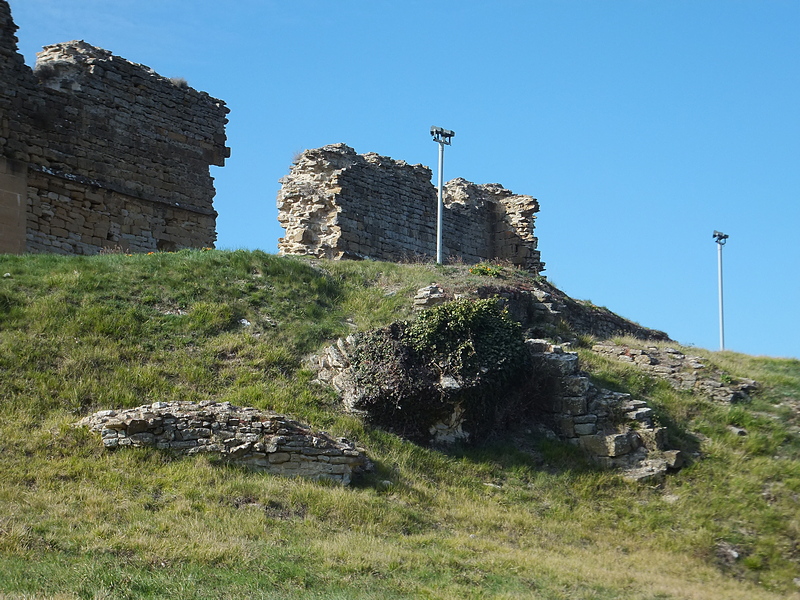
[277,144,544,273]
[0,0,229,255]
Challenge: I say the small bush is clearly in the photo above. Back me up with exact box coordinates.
[469,262,504,278]
[407,298,527,387]
[348,298,536,443]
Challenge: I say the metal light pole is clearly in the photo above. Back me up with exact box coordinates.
[430,126,455,264]
[713,230,729,351]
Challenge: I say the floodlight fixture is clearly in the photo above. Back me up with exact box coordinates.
[430,126,455,145]
[713,230,729,245]
[431,125,455,264]
[713,230,730,350]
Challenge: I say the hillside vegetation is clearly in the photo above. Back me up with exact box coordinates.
[0,249,798,600]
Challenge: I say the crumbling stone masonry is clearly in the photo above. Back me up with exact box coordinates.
[277,144,544,273]
[0,0,229,255]
[591,342,758,404]
[79,401,371,485]
[312,333,682,482]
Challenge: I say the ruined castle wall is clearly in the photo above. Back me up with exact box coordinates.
[0,2,31,253]
[0,156,26,253]
[0,0,229,254]
[277,144,543,273]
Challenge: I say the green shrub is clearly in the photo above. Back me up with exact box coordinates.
[468,262,504,278]
[348,299,535,443]
[407,298,527,386]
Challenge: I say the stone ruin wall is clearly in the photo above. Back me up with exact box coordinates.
[277,144,544,273]
[80,401,371,486]
[0,0,229,255]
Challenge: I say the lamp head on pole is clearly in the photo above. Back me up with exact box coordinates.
[430,126,455,145]
[713,230,729,246]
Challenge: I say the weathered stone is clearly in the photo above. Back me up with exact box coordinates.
[581,433,632,458]
[128,432,156,446]
[561,375,590,397]
[626,407,654,424]
[78,401,371,485]
[276,145,544,273]
[580,435,610,457]
[562,396,587,416]
[0,2,229,256]
[573,422,597,436]
[548,353,579,376]
[126,419,149,435]
[638,427,667,451]
[268,452,291,464]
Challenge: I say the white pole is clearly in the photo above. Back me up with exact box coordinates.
[717,240,725,351]
[436,141,444,264]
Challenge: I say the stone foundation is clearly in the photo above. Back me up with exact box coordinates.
[79,401,371,485]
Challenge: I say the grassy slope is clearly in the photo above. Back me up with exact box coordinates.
[0,250,798,600]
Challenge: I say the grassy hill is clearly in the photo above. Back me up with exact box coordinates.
[0,249,798,600]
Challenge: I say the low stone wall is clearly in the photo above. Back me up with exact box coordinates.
[592,342,758,403]
[79,401,371,485]
[475,283,670,342]
[277,144,544,273]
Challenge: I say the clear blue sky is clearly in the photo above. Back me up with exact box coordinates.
[9,0,800,359]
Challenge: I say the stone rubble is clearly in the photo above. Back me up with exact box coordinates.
[591,342,758,403]
[78,401,371,485]
[413,284,449,309]
[476,282,670,343]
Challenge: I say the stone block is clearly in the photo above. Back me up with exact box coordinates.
[604,434,633,457]
[548,353,580,376]
[128,432,156,446]
[562,396,587,416]
[561,376,590,397]
[638,427,667,451]
[574,422,597,436]
[579,435,609,457]
[580,433,632,458]
[626,407,654,424]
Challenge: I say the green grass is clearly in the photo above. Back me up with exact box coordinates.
[0,251,798,599]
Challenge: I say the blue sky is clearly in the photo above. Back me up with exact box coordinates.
[9,0,800,359]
